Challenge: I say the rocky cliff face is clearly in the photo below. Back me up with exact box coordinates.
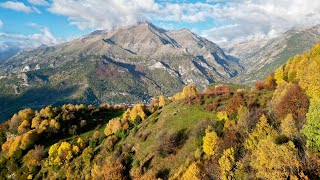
[0,22,243,121]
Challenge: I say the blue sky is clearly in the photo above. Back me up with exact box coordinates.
[1,0,320,51]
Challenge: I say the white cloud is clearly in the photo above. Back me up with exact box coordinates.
[28,0,49,6]
[0,1,33,13]
[48,0,320,44]
[0,20,3,29]
[0,27,60,51]
[48,0,158,30]
[48,0,213,30]
[202,0,320,43]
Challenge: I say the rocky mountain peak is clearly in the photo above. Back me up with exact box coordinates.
[0,23,243,115]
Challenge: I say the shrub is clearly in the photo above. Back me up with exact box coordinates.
[156,129,188,157]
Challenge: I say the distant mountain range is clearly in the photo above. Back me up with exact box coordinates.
[0,22,243,121]
[224,25,320,84]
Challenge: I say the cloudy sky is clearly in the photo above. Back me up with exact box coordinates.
[0,0,320,51]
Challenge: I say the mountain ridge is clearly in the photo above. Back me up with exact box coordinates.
[225,25,320,83]
[0,22,243,122]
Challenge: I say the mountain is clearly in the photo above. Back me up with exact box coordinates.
[0,22,243,122]
[225,25,320,84]
[0,46,20,63]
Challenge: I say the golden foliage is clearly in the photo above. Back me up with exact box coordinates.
[219,147,236,180]
[31,115,41,129]
[264,73,277,89]
[91,159,124,180]
[47,141,74,166]
[281,114,298,137]
[182,162,203,180]
[123,103,147,121]
[237,105,249,131]
[104,117,129,136]
[38,119,49,133]
[202,126,219,156]
[250,138,300,179]
[173,85,199,100]
[217,111,228,121]
[244,115,276,150]
[7,136,22,158]
[275,66,285,85]
[1,137,14,152]
[18,120,30,134]
[20,130,38,150]
[274,42,320,99]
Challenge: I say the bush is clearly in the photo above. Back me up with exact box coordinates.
[156,129,188,157]
[271,83,309,121]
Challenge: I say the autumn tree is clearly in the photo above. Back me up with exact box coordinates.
[250,138,300,179]
[296,53,320,99]
[173,85,199,100]
[182,162,205,180]
[123,103,147,121]
[264,73,277,90]
[22,145,44,172]
[271,83,309,121]
[236,106,249,132]
[226,95,244,116]
[244,115,276,150]
[273,42,320,99]
[219,147,236,180]
[281,114,298,137]
[255,80,264,91]
[9,114,21,133]
[275,66,285,85]
[6,136,22,158]
[47,141,74,167]
[31,115,42,129]
[20,130,38,150]
[104,117,129,136]
[17,120,31,135]
[203,126,219,156]
[91,158,124,180]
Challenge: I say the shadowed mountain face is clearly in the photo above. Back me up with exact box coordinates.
[0,22,243,122]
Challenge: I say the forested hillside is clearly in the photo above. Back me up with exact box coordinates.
[1,42,320,179]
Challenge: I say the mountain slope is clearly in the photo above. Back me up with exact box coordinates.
[0,23,243,122]
[225,25,320,84]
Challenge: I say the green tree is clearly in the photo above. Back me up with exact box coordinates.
[301,99,320,151]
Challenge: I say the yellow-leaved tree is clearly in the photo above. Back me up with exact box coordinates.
[123,103,147,121]
[244,115,276,150]
[219,147,236,180]
[104,117,129,136]
[250,138,300,179]
[173,85,199,100]
[182,162,204,180]
[202,126,219,156]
